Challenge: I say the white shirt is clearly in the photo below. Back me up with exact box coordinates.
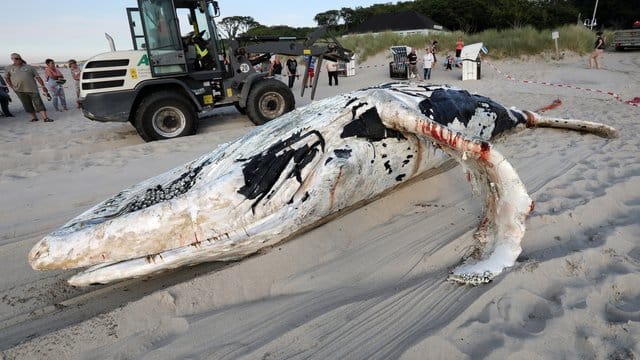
[326,61,338,72]
[422,53,434,69]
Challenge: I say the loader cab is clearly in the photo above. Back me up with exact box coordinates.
[128,0,227,78]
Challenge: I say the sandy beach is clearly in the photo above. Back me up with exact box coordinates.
[1,50,639,359]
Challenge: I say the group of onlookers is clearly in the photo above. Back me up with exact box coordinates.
[267,54,341,89]
[2,53,81,122]
[3,32,609,121]
[406,36,464,81]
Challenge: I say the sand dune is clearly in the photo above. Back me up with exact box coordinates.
[1,51,639,359]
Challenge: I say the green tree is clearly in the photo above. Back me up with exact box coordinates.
[340,7,356,31]
[349,7,375,29]
[244,25,315,39]
[487,0,531,29]
[218,16,260,39]
[314,10,341,27]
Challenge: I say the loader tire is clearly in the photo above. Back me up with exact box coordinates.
[134,91,198,142]
[246,79,294,125]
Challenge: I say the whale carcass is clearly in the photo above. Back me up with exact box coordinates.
[28,83,617,286]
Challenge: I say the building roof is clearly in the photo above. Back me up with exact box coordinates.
[349,10,442,34]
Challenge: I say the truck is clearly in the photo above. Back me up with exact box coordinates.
[612,21,640,51]
[79,0,352,141]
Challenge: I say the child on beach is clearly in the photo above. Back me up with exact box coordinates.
[304,55,315,88]
[68,59,81,108]
[445,54,454,70]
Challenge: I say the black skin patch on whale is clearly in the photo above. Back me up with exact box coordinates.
[418,88,527,138]
[237,130,325,212]
[345,97,359,107]
[334,149,352,159]
[341,106,407,142]
[289,144,321,182]
[325,148,352,164]
[384,160,392,174]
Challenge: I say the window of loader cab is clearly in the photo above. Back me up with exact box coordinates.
[139,0,187,75]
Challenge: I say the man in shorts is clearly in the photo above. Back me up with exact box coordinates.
[4,53,52,122]
[304,55,315,88]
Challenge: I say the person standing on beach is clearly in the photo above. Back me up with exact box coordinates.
[455,36,464,58]
[445,54,454,70]
[431,40,438,66]
[407,48,418,79]
[4,53,52,122]
[588,31,605,69]
[44,59,68,112]
[68,59,81,108]
[304,55,315,88]
[0,75,14,117]
[422,46,435,80]
[285,55,298,88]
[326,60,339,86]
[269,55,283,81]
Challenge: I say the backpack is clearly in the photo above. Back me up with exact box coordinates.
[289,60,297,72]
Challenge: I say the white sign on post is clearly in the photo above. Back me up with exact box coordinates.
[552,31,560,59]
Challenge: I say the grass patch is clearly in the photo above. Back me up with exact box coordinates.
[340,25,607,61]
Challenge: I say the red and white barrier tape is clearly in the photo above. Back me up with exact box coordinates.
[357,63,389,69]
[354,59,638,108]
[483,59,639,108]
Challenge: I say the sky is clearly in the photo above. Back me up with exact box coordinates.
[2,0,388,65]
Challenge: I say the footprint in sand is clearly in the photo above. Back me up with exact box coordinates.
[3,169,39,179]
[604,276,640,323]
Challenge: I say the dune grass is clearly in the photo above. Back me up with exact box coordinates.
[340,25,606,61]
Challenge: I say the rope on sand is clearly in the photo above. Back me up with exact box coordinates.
[483,59,639,108]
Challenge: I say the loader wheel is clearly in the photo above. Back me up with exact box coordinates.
[234,102,246,115]
[134,91,197,142]
[246,79,294,125]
